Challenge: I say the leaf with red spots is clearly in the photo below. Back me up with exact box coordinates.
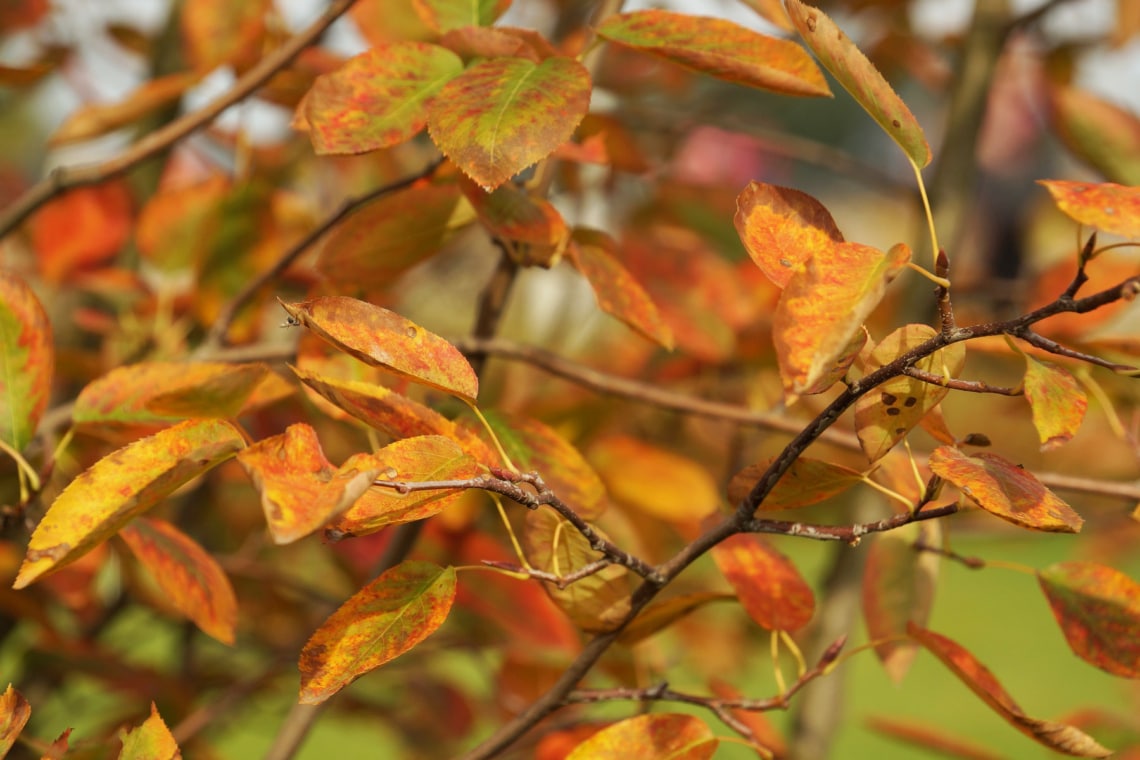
[299,560,456,704]
[1023,355,1087,451]
[734,181,844,289]
[303,42,463,155]
[1038,561,1140,677]
[1039,180,1140,239]
[316,183,463,294]
[774,242,911,400]
[0,271,53,452]
[567,229,674,349]
[0,684,30,758]
[566,713,717,760]
[786,0,931,168]
[117,703,181,760]
[863,522,940,683]
[51,71,202,146]
[413,0,511,33]
[929,447,1083,533]
[30,181,132,283]
[712,534,814,631]
[13,419,246,589]
[855,324,966,462]
[1049,86,1140,185]
[727,457,861,511]
[596,10,829,97]
[120,517,237,645]
[280,296,478,403]
[909,624,1113,757]
[427,56,591,190]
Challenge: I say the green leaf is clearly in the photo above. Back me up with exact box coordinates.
[427,56,591,190]
[0,270,53,452]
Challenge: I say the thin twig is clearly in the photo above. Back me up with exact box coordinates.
[913,538,986,569]
[481,558,614,589]
[742,504,958,545]
[1013,329,1136,372]
[902,366,1022,396]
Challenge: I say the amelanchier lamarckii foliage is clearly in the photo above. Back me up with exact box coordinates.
[1,0,1139,758]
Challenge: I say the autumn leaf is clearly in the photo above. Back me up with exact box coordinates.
[734,181,844,289]
[439,26,557,63]
[413,0,511,33]
[1022,356,1087,451]
[427,56,591,190]
[1049,85,1140,185]
[280,296,478,403]
[774,242,911,400]
[117,703,181,760]
[180,0,270,72]
[617,592,734,646]
[855,324,966,462]
[567,229,674,349]
[712,534,814,631]
[460,176,568,264]
[316,183,463,294]
[589,435,719,524]
[1037,562,1140,677]
[596,10,829,97]
[565,713,718,760]
[299,561,456,704]
[14,419,246,588]
[30,181,132,282]
[785,0,931,168]
[135,175,229,273]
[1039,180,1140,239]
[51,72,201,146]
[524,507,633,632]
[909,624,1113,757]
[120,517,238,645]
[737,0,793,32]
[303,43,463,155]
[0,684,30,758]
[863,522,940,683]
[866,716,1012,760]
[727,457,861,511]
[929,446,1083,533]
[0,271,53,452]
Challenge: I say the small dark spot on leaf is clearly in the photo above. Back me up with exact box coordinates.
[886,407,901,416]
[806,13,817,31]
[881,392,898,405]
[892,119,901,128]
[903,396,918,407]
[895,427,906,435]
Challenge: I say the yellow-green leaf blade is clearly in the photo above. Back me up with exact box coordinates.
[786,0,931,167]
[427,56,591,191]
[14,418,246,588]
[566,713,718,760]
[0,270,53,452]
[596,10,829,97]
[728,457,861,511]
[1023,356,1087,451]
[712,534,814,631]
[117,703,181,760]
[299,560,456,704]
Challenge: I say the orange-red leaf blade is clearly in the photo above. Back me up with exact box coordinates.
[712,534,814,631]
[734,181,844,289]
[1038,561,1140,677]
[1039,180,1140,239]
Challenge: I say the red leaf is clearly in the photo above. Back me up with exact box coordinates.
[299,560,456,704]
[1039,180,1140,239]
[909,624,1113,757]
[117,702,181,760]
[566,713,717,760]
[866,715,1008,760]
[596,10,829,97]
[1022,355,1087,451]
[712,534,814,631]
[0,270,53,452]
[30,181,132,282]
[120,517,238,645]
[280,296,478,403]
[929,446,1083,533]
[460,176,569,265]
[734,181,844,289]
[1038,561,1140,677]
[0,684,31,758]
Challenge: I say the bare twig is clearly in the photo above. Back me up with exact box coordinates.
[1012,329,1136,372]
[902,366,1022,396]
[481,558,615,589]
[742,504,958,545]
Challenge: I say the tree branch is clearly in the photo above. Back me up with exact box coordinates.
[902,366,1021,396]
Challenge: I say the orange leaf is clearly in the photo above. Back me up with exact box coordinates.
[617,592,734,646]
[51,72,201,145]
[180,0,270,71]
[728,457,861,511]
[1039,180,1140,239]
[413,0,512,33]
[303,42,462,155]
[299,560,456,704]
[119,517,238,645]
[566,713,717,760]
[326,436,478,539]
[0,684,31,758]
[866,715,1010,760]
[786,0,931,167]
[30,181,132,282]
[589,435,719,524]
[117,703,181,760]
[135,175,229,273]
[712,534,814,631]
[929,446,1083,533]
[427,56,591,190]
[460,176,569,259]
[0,271,53,452]
[315,183,463,294]
[1023,355,1087,451]
[1049,86,1140,185]
[909,624,1113,758]
[734,181,844,289]
[567,229,674,349]
[855,324,966,462]
[862,522,940,683]
[280,296,478,403]
[737,0,794,32]
[596,10,829,97]
[1038,561,1140,677]
[14,419,246,588]
[774,242,910,400]
[523,507,633,632]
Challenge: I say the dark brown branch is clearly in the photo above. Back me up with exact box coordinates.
[936,248,956,336]
[1012,329,1136,372]
[0,0,362,240]
[902,367,1021,396]
[743,504,958,545]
